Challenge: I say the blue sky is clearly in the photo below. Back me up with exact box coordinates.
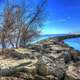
[0,0,80,34]
[43,0,80,34]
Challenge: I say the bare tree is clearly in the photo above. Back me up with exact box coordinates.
[0,0,47,49]
[0,3,13,50]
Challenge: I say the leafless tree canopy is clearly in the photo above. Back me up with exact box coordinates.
[0,0,47,49]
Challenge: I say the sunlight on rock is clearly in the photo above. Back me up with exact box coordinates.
[14,48,29,54]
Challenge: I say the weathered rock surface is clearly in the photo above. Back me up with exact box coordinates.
[0,77,24,80]
[0,38,80,80]
[65,63,80,80]
[37,55,67,79]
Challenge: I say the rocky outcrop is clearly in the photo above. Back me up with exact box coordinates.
[0,38,80,80]
[0,77,24,80]
[37,55,67,79]
[65,63,80,80]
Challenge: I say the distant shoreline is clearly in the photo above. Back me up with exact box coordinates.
[37,34,80,43]
[35,34,80,51]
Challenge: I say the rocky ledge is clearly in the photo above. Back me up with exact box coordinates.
[0,37,80,80]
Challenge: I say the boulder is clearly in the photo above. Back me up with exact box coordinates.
[65,64,80,80]
[0,57,38,76]
[37,56,54,76]
[14,48,33,59]
[37,55,67,79]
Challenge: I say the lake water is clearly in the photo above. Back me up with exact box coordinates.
[33,34,80,51]
[64,38,80,51]
[0,34,80,51]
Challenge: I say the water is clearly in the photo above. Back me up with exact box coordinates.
[0,34,80,51]
[64,38,80,51]
[33,34,80,51]
[32,34,65,43]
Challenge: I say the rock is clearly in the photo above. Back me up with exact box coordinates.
[49,52,63,59]
[0,77,24,80]
[41,41,53,45]
[1,37,79,80]
[14,48,33,59]
[46,75,55,80]
[32,52,41,57]
[37,55,67,80]
[38,63,49,76]
[0,57,38,76]
[2,48,33,59]
[37,56,54,76]
[41,48,51,53]
[30,44,42,52]
[63,51,71,64]
[65,64,80,80]
[15,72,34,80]
[51,45,69,51]
[14,72,28,79]
[0,62,31,76]
[24,66,37,75]
[35,75,46,80]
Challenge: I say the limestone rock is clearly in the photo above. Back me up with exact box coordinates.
[37,56,54,76]
[46,75,55,80]
[65,64,80,80]
[0,57,38,76]
[37,55,67,79]
[0,77,24,80]
[35,75,46,80]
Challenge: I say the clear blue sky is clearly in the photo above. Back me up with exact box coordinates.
[43,0,80,34]
[0,0,80,34]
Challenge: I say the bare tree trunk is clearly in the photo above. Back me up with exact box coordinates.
[19,38,26,48]
[8,37,15,48]
[16,29,21,48]
[1,38,6,53]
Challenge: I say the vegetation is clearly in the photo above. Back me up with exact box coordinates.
[53,34,80,41]
[0,0,47,50]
